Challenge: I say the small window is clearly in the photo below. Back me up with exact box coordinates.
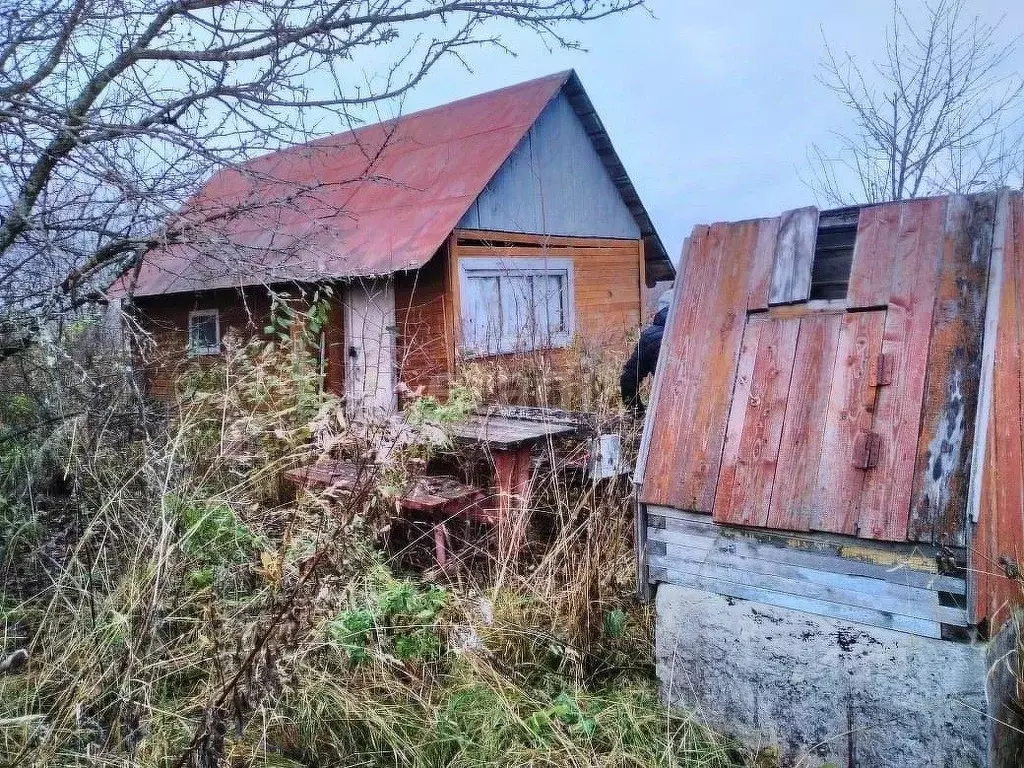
[188,309,220,355]
[459,257,574,356]
[810,208,859,301]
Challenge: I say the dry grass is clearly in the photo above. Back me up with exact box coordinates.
[1,317,738,767]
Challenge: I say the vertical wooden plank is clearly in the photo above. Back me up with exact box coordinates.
[972,191,1024,628]
[767,312,843,531]
[768,206,819,305]
[713,315,799,527]
[640,225,715,506]
[747,217,781,310]
[810,310,886,535]
[906,194,995,545]
[847,202,901,308]
[641,219,761,511]
[858,197,947,541]
[711,319,763,521]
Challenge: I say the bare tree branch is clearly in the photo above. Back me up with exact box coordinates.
[807,0,1024,206]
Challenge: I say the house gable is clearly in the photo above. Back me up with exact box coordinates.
[458,91,641,240]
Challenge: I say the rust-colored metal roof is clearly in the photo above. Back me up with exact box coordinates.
[111,71,671,297]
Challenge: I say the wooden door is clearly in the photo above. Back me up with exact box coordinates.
[712,308,889,534]
[344,278,398,418]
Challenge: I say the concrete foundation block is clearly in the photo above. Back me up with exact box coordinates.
[655,584,1020,767]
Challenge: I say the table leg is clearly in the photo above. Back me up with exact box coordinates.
[493,446,532,561]
[433,520,449,570]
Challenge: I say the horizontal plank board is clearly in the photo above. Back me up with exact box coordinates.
[650,566,943,638]
[646,517,966,594]
[648,547,966,624]
[455,228,640,249]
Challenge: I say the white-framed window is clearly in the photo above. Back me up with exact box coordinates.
[187,309,220,356]
[459,257,575,356]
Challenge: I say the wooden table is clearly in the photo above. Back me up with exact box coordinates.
[446,415,578,558]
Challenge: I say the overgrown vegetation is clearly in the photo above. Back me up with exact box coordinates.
[0,310,738,767]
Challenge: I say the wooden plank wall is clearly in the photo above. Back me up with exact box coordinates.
[647,505,969,638]
[134,287,274,400]
[449,229,644,352]
[640,219,764,511]
[972,190,1024,628]
[908,195,995,545]
[639,194,999,549]
[394,247,453,398]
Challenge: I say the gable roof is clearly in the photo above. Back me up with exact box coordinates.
[113,70,672,297]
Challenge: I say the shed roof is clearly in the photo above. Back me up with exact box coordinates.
[112,71,671,297]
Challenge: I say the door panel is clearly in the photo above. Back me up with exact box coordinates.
[809,310,887,535]
[766,313,843,531]
[344,279,397,418]
[713,315,800,526]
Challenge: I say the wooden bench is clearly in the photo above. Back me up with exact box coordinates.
[283,459,484,568]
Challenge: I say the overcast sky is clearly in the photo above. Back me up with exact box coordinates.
[339,0,1023,263]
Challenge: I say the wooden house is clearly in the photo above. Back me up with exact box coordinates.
[110,71,672,412]
[635,190,1024,639]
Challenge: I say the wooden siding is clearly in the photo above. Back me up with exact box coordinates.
[397,232,644,400]
[457,92,641,240]
[395,247,454,398]
[640,195,1000,548]
[133,288,275,400]
[907,194,995,545]
[640,220,761,511]
[971,190,1024,628]
[646,505,968,639]
[452,230,644,349]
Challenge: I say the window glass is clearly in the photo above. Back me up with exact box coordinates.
[189,311,219,355]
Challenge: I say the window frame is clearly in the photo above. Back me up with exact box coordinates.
[458,256,576,357]
[187,308,221,356]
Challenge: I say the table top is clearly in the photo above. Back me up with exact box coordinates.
[446,415,578,450]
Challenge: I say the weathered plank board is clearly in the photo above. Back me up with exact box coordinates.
[647,520,967,594]
[747,217,782,310]
[649,566,943,638]
[767,313,843,531]
[858,197,947,541]
[647,551,967,625]
[713,316,799,526]
[971,191,1024,628]
[768,206,819,305]
[810,310,886,535]
[907,194,994,545]
[847,202,900,307]
[641,220,761,511]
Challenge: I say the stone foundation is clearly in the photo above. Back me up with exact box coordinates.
[655,584,1021,767]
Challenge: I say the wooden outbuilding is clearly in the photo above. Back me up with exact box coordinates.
[636,190,1024,639]
[109,71,672,412]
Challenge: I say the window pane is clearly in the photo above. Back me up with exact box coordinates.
[500,275,534,350]
[463,276,501,353]
[190,314,218,352]
[533,274,566,336]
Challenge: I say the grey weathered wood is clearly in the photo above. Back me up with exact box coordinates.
[768,206,819,304]
[646,514,967,595]
[647,549,967,625]
[458,92,641,239]
[446,415,577,449]
[650,566,943,638]
[635,500,650,600]
[650,535,950,605]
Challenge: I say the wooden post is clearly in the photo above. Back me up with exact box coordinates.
[493,446,533,561]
